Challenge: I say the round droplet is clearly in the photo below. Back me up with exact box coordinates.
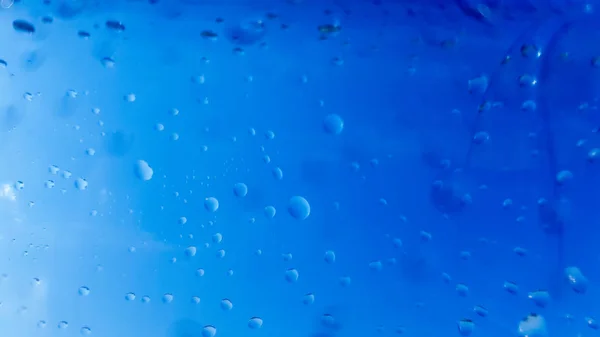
[323,114,344,135]
[162,293,174,303]
[80,326,92,335]
[185,246,197,257]
[248,317,263,329]
[528,290,550,308]
[78,286,90,296]
[125,292,135,301]
[556,170,573,184]
[212,233,223,243]
[287,196,310,220]
[324,250,336,264]
[302,293,315,305]
[233,183,248,197]
[58,321,69,329]
[565,266,588,293]
[202,325,217,337]
[272,167,283,180]
[74,178,88,190]
[285,268,299,283]
[457,319,474,336]
[264,205,276,219]
[518,314,547,337]
[220,298,233,311]
[204,197,219,212]
[134,160,153,181]
[196,268,205,276]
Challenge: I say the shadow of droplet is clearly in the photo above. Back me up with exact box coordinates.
[55,0,87,19]
[225,19,267,46]
[105,130,134,157]
[166,319,202,337]
[0,104,24,132]
[55,91,79,118]
[20,50,46,72]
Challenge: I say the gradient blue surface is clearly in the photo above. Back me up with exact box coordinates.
[0,0,599,336]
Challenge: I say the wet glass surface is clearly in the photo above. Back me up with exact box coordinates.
[0,0,599,336]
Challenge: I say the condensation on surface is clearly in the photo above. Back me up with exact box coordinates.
[0,0,599,337]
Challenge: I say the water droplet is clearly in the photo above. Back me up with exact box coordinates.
[248,317,263,329]
[324,250,336,264]
[264,206,276,219]
[287,196,310,220]
[134,160,153,181]
[204,197,219,212]
[323,114,344,135]
[202,325,217,337]
[285,268,299,283]
[80,326,92,335]
[75,178,88,190]
[233,183,248,197]
[78,286,90,296]
[220,298,233,310]
[125,292,135,301]
[162,293,174,303]
[185,246,197,257]
[302,293,315,305]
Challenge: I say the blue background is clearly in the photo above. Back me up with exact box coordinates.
[0,0,598,336]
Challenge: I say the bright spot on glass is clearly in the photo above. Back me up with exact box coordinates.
[287,196,310,220]
[323,114,344,135]
[134,160,153,181]
[204,197,219,212]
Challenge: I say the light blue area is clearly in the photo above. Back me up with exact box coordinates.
[0,0,598,337]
